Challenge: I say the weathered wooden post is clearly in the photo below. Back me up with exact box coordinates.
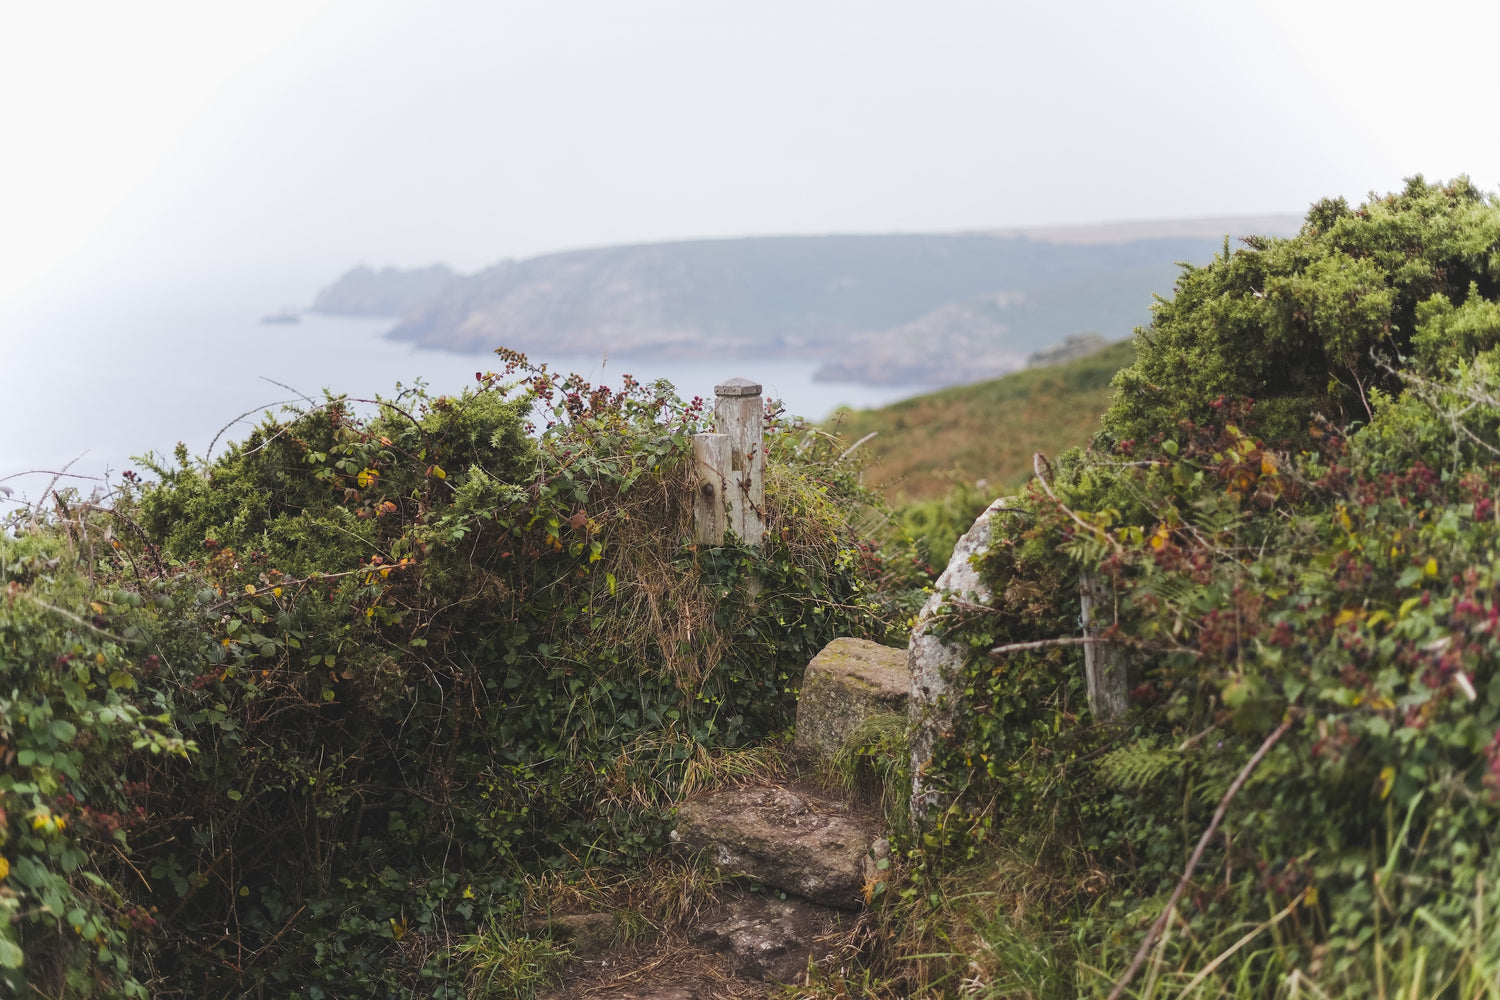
[1079,572,1129,722]
[692,377,764,548]
[692,433,730,545]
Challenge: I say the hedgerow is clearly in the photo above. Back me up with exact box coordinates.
[909,177,1500,996]
[2,353,897,997]
[0,525,193,998]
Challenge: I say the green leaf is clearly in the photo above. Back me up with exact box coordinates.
[0,937,21,969]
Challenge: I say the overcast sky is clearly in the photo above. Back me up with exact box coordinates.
[2,0,1497,313]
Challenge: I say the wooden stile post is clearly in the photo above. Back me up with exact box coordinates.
[691,377,764,548]
[714,377,765,548]
[692,433,730,545]
[1079,572,1129,722]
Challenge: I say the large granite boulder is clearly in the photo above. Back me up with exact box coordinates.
[909,497,1015,821]
[670,786,880,910]
[793,637,909,765]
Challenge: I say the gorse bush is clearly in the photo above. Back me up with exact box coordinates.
[1108,175,1500,444]
[911,177,1500,996]
[1,352,897,997]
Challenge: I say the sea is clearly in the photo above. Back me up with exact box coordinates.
[0,287,924,509]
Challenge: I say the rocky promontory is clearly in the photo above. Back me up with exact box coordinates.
[311,216,1300,387]
[311,263,459,317]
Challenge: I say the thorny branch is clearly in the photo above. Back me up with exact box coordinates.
[1107,713,1297,1000]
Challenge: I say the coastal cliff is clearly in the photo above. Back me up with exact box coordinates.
[313,216,1299,386]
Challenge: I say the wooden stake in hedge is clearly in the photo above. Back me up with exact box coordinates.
[693,377,764,549]
[1080,572,1129,722]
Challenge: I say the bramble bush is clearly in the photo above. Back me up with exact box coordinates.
[0,524,193,999]
[2,351,898,997]
[910,177,1500,996]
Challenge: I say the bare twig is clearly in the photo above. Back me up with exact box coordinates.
[206,398,303,462]
[835,431,878,464]
[258,375,317,406]
[1107,713,1297,1000]
[11,592,134,644]
[205,562,412,612]
[987,635,1115,655]
[986,632,1200,659]
[0,466,101,485]
[246,904,307,960]
[1172,888,1307,998]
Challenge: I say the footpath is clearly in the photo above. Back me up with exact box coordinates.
[538,637,908,1000]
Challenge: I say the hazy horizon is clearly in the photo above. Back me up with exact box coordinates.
[6,1,1497,321]
[4,0,1498,490]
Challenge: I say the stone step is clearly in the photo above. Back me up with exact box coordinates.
[670,784,885,911]
[541,636,912,993]
[688,889,849,983]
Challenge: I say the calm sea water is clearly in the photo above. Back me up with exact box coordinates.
[1,289,922,504]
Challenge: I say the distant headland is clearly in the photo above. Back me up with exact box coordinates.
[310,216,1299,388]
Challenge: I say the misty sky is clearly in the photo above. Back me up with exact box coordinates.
[2,0,1497,313]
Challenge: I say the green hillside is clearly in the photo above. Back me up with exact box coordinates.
[833,338,1136,503]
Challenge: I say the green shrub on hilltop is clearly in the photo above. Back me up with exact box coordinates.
[907,179,1500,996]
[1108,175,1500,445]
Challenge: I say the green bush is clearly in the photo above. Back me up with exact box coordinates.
[1108,174,1500,445]
[914,179,1500,996]
[4,353,897,997]
[0,523,193,997]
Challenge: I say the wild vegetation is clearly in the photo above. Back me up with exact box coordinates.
[877,175,1500,998]
[834,339,1133,504]
[9,176,1500,999]
[833,340,1132,574]
[0,355,901,997]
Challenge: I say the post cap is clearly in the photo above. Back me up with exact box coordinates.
[714,377,762,397]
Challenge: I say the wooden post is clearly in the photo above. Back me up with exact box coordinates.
[1080,572,1129,722]
[712,377,764,549]
[692,433,730,545]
